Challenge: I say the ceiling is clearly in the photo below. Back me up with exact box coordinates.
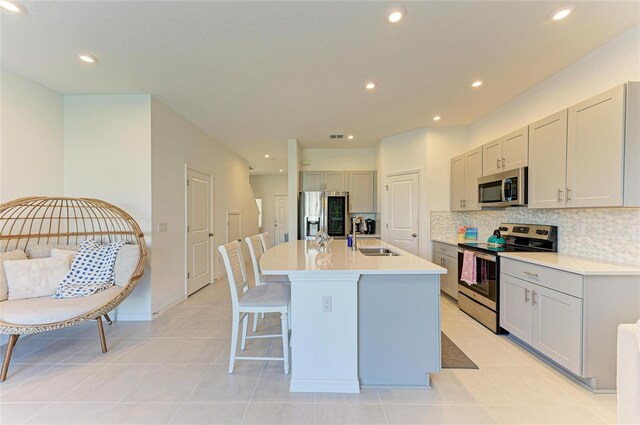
[2,1,639,174]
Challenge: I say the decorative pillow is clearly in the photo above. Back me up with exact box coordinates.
[26,244,79,259]
[114,244,140,287]
[0,250,28,301]
[51,249,76,268]
[4,257,69,300]
[54,240,126,299]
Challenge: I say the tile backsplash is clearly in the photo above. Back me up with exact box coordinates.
[431,208,640,266]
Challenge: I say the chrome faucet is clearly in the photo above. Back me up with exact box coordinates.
[351,216,366,251]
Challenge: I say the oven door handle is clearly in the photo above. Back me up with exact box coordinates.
[458,249,496,262]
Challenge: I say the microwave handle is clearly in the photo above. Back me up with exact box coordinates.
[501,179,507,202]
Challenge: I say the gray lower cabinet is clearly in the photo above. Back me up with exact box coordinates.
[433,242,458,300]
[500,257,640,390]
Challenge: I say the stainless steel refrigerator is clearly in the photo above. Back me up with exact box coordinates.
[298,191,349,240]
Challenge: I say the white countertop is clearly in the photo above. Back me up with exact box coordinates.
[261,239,446,275]
[499,252,640,276]
[431,237,459,246]
[354,233,381,239]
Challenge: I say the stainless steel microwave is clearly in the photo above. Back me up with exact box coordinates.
[478,167,528,208]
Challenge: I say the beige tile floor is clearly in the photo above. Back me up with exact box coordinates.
[0,271,616,424]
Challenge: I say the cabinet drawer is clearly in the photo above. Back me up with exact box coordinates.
[433,241,458,259]
[501,258,583,298]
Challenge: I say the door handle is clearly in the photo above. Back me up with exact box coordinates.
[523,271,538,277]
[502,158,506,168]
[557,189,563,202]
[532,291,537,306]
[412,233,417,237]
[237,239,242,242]
[524,288,529,303]
[208,233,214,237]
[496,158,500,169]
[566,187,572,201]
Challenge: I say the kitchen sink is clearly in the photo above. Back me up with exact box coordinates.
[359,248,399,257]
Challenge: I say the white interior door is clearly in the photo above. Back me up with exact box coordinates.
[227,212,241,243]
[273,195,288,245]
[385,172,419,255]
[187,169,213,296]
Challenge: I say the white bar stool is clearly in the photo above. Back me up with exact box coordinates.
[218,241,290,374]
[258,232,272,251]
[245,235,290,332]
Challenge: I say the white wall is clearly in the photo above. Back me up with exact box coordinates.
[376,127,469,260]
[151,98,258,313]
[64,95,153,320]
[0,70,64,202]
[469,25,640,147]
[300,148,377,171]
[250,175,288,244]
[376,129,428,258]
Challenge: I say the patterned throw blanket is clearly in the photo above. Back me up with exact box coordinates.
[53,240,126,299]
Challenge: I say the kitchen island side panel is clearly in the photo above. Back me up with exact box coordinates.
[358,274,441,386]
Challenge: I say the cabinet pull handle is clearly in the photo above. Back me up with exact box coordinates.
[523,271,538,277]
[557,189,563,202]
[463,199,466,208]
[524,288,530,303]
[566,187,572,201]
[496,158,500,169]
[532,291,537,305]
[502,158,506,168]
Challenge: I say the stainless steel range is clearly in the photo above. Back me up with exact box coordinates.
[457,223,558,333]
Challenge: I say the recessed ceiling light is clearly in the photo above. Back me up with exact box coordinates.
[79,54,98,64]
[433,116,442,121]
[264,154,270,158]
[365,82,376,90]
[0,0,26,13]
[471,81,483,88]
[387,7,406,23]
[552,7,573,21]
[347,135,354,140]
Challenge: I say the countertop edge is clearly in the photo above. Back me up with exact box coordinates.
[431,238,459,246]
[499,252,640,276]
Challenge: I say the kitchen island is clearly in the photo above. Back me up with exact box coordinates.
[260,239,446,393]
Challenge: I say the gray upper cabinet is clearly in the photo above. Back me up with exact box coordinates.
[300,171,346,192]
[481,127,528,176]
[567,84,625,208]
[450,147,482,211]
[503,127,529,171]
[347,171,375,213]
[528,82,639,209]
[301,171,324,191]
[464,147,483,210]
[323,171,347,192]
[482,138,503,176]
[528,110,568,209]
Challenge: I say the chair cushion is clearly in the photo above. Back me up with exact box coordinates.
[0,250,27,302]
[4,257,69,300]
[260,273,290,284]
[0,286,123,325]
[114,244,140,287]
[239,283,290,308]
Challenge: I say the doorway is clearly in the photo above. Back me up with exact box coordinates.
[385,171,420,255]
[227,212,242,243]
[186,168,214,296]
[273,195,288,245]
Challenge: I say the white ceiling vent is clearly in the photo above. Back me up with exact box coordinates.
[329,134,344,139]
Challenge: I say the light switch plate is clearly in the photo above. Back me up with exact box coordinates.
[158,222,169,233]
[322,296,332,312]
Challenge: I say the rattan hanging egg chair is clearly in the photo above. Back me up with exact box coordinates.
[0,197,147,381]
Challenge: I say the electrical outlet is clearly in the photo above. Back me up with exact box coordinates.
[322,296,332,312]
[158,222,169,233]
[577,221,586,235]
[633,224,640,241]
